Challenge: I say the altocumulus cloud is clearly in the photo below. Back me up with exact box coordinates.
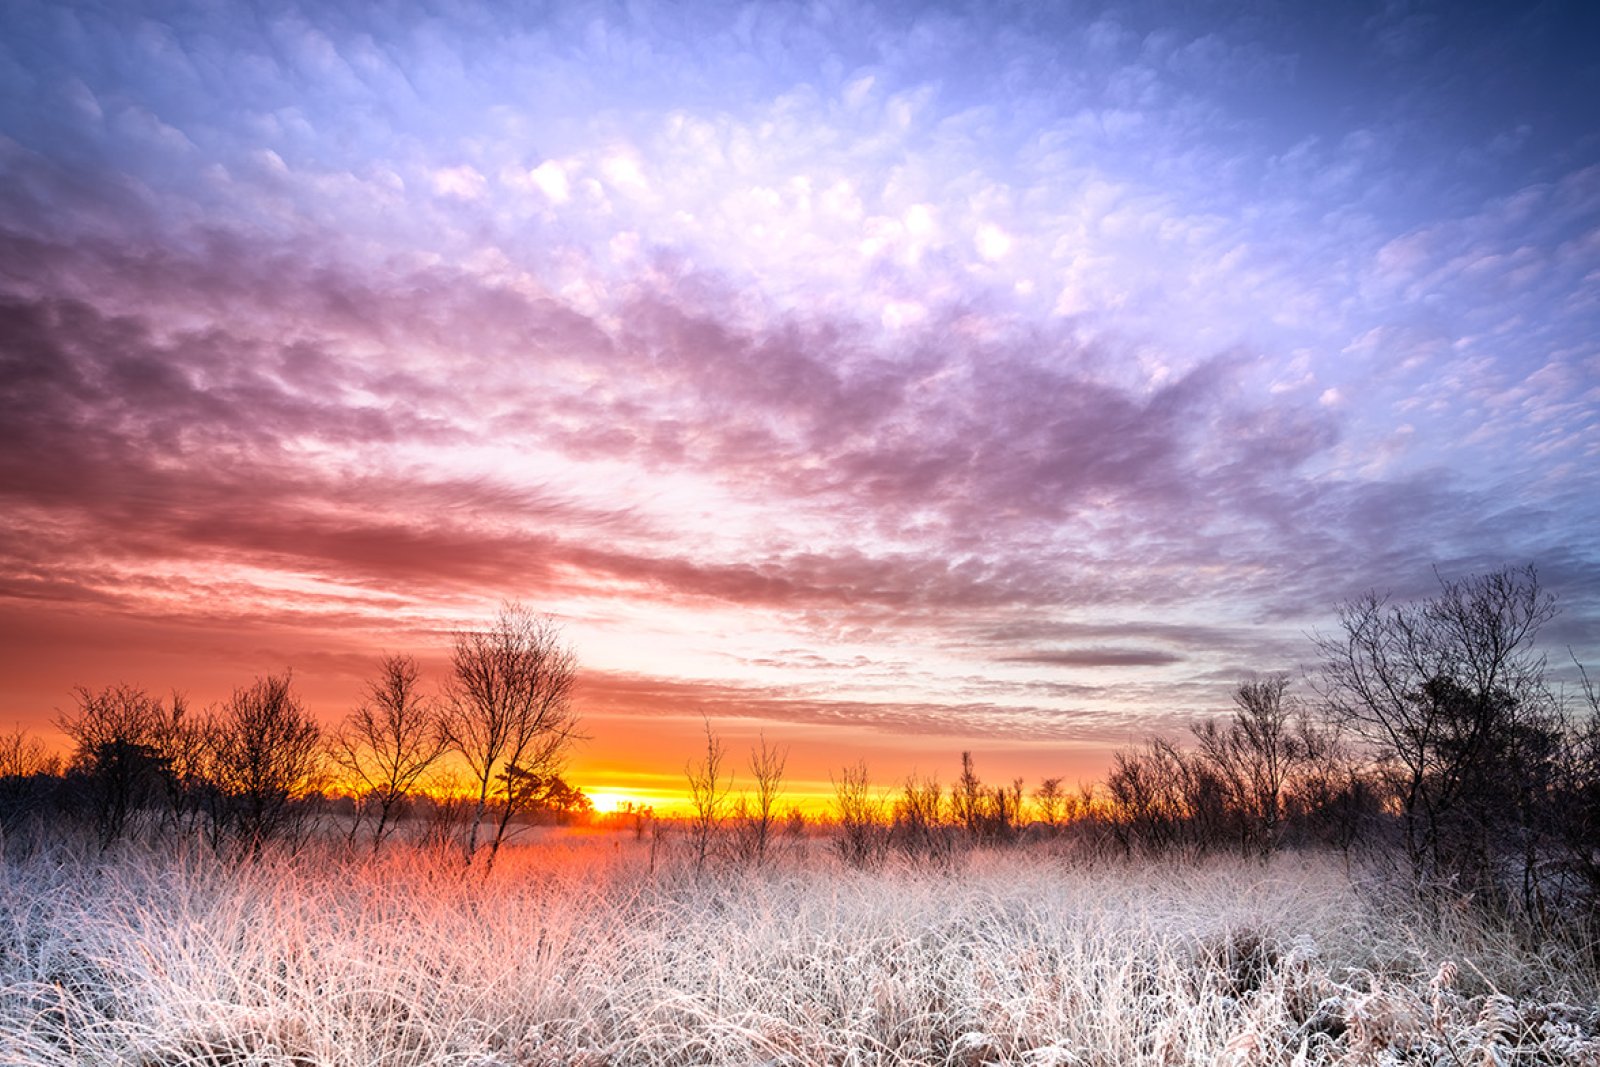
[0,0,1596,752]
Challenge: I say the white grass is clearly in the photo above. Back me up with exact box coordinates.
[1,836,1596,1065]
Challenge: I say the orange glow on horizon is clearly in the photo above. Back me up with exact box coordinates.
[0,603,1125,817]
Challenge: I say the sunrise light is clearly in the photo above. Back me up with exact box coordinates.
[0,0,1596,817]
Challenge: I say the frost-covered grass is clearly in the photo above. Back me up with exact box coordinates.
[1,835,1596,1065]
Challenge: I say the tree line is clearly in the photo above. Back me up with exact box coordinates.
[1104,565,1600,932]
[774,565,1599,938]
[3,566,1598,936]
[0,604,585,870]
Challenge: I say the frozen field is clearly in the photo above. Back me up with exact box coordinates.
[2,836,1597,1065]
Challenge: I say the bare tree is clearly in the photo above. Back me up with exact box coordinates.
[148,692,212,840]
[416,768,475,855]
[208,674,324,855]
[1033,777,1067,829]
[1312,564,1561,901]
[331,654,445,852]
[1231,675,1298,853]
[685,719,730,872]
[1106,739,1188,855]
[1286,713,1373,865]
[1554,659,1600,909]
[891,772,949,861]
[0,726,61,844]
[0,728,57,780]
[832,760,886,868]
[952,751,983,839]
[56,684,168,848]
[996,776,1026,839]
[740,732,787,867]
[1194,675,1302,857]
[950,753,1027,844]
[439,604,581,869]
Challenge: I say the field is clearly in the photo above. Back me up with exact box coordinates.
[2,834,1597,1066]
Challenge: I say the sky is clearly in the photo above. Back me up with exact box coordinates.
[1,0,1598,810]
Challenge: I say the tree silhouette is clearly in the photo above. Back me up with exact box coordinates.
[741,732,787,867]
[331,654,445,852]
[56,684,169,848]
[1313,565,1561,903]
[207,674,324,855]
[439,604,580,869]
[685,719,729,872]
[1193,675,1305,857]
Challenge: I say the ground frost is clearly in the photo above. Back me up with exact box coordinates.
[0,840,1595,1065]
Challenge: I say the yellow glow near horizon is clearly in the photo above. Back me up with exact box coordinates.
[584,790,631,814]
[572,778,843,819]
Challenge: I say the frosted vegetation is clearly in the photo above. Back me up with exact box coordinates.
[2,836,1597,1066]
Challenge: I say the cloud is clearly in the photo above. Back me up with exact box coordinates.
[1,0,1596,754]
[5,192,1588,637]
[575,667,1143,742]
[1000,649,1185,669]
[431,165,486,200]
